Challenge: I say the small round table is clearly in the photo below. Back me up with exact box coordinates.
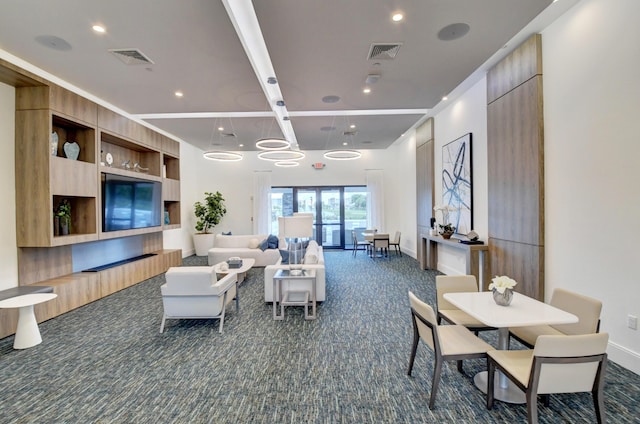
[0,293,57,349]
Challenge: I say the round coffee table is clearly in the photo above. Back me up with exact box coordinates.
[0,293,57,349]
[213,258,255,284]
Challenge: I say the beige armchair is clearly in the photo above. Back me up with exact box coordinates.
[160,266,238,334]
[407,291,494,409]
[509,288,602,348]
[487,333,609,424]
[436,275,495,335]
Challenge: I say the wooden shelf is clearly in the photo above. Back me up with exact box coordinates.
[100,131,161,177]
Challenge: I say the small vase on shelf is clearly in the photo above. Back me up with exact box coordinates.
[492,288,514,306]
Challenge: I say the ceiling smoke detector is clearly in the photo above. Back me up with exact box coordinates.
[108,48,155,65]
[367,43,402,60]
[365,74,381,84]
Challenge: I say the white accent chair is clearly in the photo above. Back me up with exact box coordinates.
[160,266,238,334]
[509,288,602,348]
[487,333,609,424]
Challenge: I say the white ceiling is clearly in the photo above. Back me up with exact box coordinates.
[0,0,560,152]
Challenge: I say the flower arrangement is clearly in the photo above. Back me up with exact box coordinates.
[433,204,457,236]
[488,275,518,293]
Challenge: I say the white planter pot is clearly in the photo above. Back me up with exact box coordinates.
[193,233,215,256]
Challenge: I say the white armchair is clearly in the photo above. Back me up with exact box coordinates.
[160,266,238,334]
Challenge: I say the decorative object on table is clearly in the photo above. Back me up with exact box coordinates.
[489,275,518,306]
[279,215,313,275]
[63,140,80,160]
[441,133,473,234]
[193,191,227,256]
[459,230,484,244]
[105,152,113,166]
[433,204,457,239]
[54,199,71,236]
[122,159,131,169]
[227,257,243,268]
[50,131,59,156]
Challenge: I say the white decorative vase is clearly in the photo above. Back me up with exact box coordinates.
[193,233,215,256]
[493,288,514,306]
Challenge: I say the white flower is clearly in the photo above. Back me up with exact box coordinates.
[488,275,518,293]
[433,204,458,226]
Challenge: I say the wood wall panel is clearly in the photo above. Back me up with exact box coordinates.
[162,178,181,202]
[15,85,49,110]
[416,118,434,264]
[487,34,545,300]
[489,238,544,300]
[18,246,73,285]
[162,138,180,157]
[487,76,544,245]
[487,35,542,103]
[163,249,183,269]
[51,158,98,196]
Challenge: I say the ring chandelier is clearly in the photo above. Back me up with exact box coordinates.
[275,161,300,168]
[323,149,362,160]
[203,150,243,162]
[255,138,291,150]
[258,150,306,162]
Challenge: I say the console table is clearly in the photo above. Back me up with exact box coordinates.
[420,234,490,290]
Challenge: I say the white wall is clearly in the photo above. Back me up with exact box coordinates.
[172,147,415,257]
[542,0,640,373]
[0,82,17,290]
[433,77,489,275]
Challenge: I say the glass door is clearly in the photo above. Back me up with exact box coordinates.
[296,188,342,248]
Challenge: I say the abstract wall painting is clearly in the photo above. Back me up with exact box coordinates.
[442,133,473,234]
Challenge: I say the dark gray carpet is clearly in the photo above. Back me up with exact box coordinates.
[0,250,639,423]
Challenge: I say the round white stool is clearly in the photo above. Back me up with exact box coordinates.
[0,293,57,349]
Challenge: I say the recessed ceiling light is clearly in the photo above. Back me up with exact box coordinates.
[392,13,404,22]
[350,124,356,129]
[343,142,348,146]
[442,96,448,101]
[92,25,106,33]
[239,144,244,147]
[363,88,371,94]
[174,91,184,97]
[218,126,224,131]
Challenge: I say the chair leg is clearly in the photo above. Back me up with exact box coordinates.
[457,359,463,373]
[159,315,166,333]
[429,356,443,410]
[407,333,419,376]
[526,388,538,424]
[541,394,550,407]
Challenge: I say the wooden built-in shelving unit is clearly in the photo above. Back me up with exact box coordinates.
[0,58,183,339]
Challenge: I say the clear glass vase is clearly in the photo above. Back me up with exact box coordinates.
[492,288,513,306]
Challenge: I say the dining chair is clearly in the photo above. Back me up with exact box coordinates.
[509,288,602,348]
[435,275,495,335]
[351,230,370,257]
[389,231,402,256]
[407,291,494,409]
[487,332,609,424]
[371,233,389,258]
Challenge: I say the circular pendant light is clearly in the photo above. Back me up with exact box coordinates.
[255,138,291,150]
[258,150,305,161]
[203,150,243,161]
[275,161,300,168]
[323,149,362,160]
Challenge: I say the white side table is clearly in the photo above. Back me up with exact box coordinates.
[0,293,57,349]
[273,269,317,320]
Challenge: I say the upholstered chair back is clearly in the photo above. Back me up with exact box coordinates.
[549,288,602,335]
[408,291,437,351]
[435,275,478,311]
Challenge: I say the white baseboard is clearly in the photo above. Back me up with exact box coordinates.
[607,341,640,376]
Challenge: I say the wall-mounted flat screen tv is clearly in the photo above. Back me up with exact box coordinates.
[101,173,162,232]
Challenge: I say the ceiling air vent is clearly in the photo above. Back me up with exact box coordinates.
[367,43,403,60]
[221,133,237,138]
[343,131,358,137]
[108,48,155,65]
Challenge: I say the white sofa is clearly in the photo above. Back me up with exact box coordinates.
[264,242,326,302]
[207,234,281,267]
[160,266,238,333]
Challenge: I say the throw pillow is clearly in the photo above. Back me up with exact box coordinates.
[267,234,279,249]
[304,251,318,264]
[279,249,289,264]
[222,231,232,236]
[259,238,269,251]
[248,238,260,249]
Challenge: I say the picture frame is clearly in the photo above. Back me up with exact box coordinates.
[442,133,473,234]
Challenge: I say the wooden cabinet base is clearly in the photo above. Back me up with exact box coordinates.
[0,249,181,340]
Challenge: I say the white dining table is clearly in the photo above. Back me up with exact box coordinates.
[443,291,578,403]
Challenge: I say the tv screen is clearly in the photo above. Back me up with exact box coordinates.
[102,173,162,232]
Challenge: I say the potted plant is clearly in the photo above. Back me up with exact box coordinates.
[55,199,71,236]
[193,191,227,256]
[433,204,457,239]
